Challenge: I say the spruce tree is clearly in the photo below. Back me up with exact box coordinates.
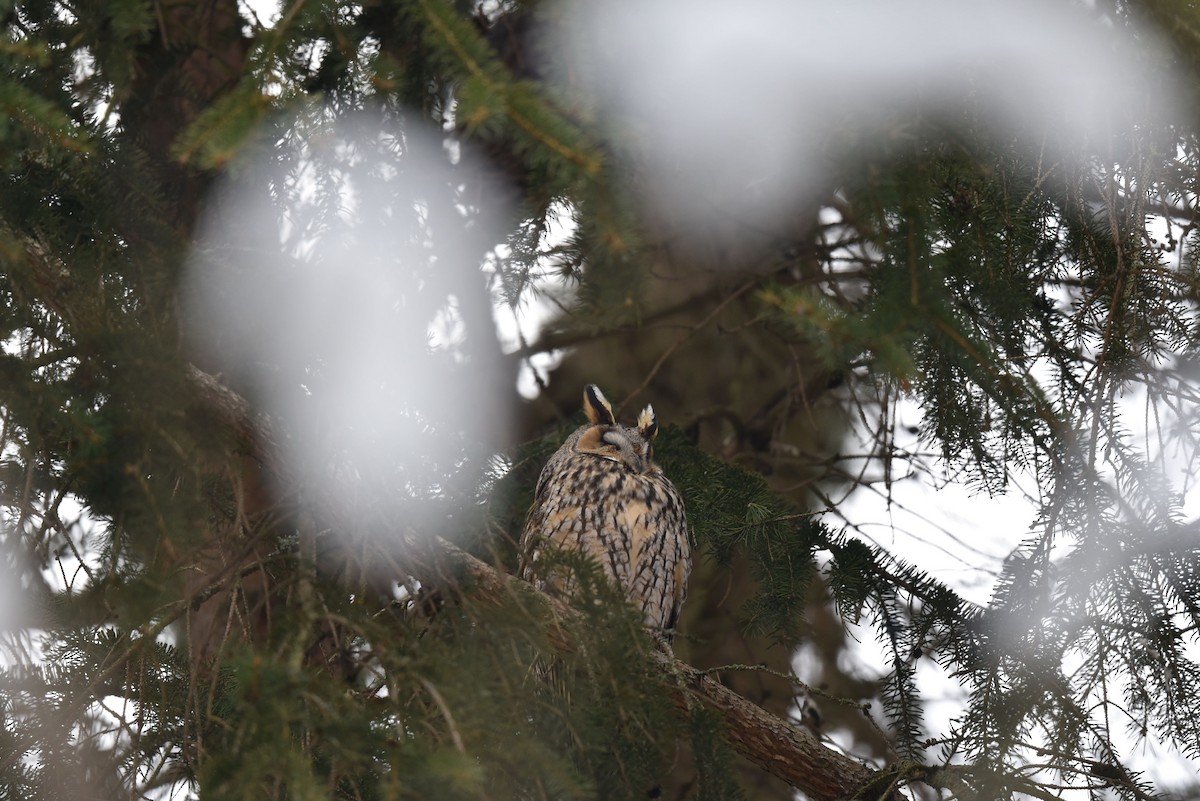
[1,2,1198,800]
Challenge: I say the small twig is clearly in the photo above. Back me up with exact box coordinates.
[620,280,759,411]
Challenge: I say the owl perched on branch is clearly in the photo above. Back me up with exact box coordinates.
[521,385,691,635]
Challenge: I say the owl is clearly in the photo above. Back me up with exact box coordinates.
[521,384,691,634]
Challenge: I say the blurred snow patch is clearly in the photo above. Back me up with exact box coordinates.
[182,110,513,570]
[555,0,1179,243]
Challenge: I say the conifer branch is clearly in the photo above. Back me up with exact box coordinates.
[415,0,600,174]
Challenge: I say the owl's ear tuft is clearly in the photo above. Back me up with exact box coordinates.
[637,405,658,440]
[584,384,616,425]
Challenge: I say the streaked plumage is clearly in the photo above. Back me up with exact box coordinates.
[521,385,691,633]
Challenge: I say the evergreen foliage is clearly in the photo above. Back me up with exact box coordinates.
[0,1,1198,800]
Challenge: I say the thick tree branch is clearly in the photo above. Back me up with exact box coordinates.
[665,655,877,799]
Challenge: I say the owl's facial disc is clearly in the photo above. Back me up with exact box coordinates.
[603,428,652,474]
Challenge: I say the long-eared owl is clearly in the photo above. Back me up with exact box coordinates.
[521,385,691,634]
